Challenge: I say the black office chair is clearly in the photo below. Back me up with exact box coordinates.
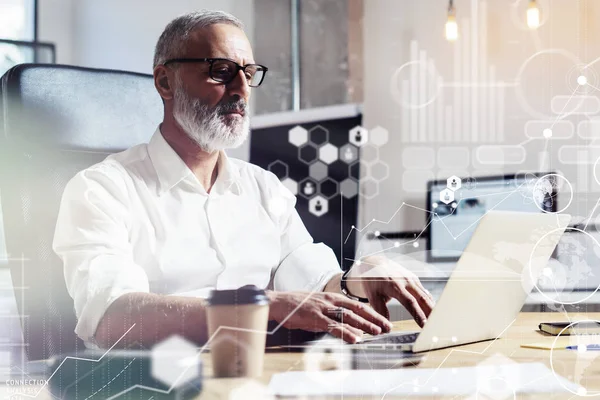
[0,64,163,360]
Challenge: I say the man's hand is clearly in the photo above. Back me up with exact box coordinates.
[266,291,393,344]
[344,256,436,327]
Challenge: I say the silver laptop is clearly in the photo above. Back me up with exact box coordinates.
[345,211,570,352]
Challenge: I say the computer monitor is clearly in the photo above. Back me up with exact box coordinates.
[426,173,556,262]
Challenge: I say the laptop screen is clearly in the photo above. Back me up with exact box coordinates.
[426,174,555,262]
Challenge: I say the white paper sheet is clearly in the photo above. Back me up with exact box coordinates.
[268,362,580,397]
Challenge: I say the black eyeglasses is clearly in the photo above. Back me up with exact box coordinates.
[163,57,268,87]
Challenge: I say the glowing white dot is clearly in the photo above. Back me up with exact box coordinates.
[412,242,419,248]
[543,128,552,138]
[351,225,355,229]
[374,231,381,237]
[451,336,457,343]
[578,344,588,353]
[432,387,439,393]
[543,267,553,277]
[451,202,457,208]
[578,75,588,86]
[578,387,587,396]
[356,260,362,266]
[394,242,400,248]
[432,336,439,343]
[432,202,438,208]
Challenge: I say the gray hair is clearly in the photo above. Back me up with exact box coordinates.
[153,10,244,68]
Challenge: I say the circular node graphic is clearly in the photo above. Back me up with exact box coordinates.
[528,227,600,305]
[532,174,573,214]
[390,60,441,109]
[593,157,600,186]
[550,320,600,396]
[516,49,582,119]
[567,64,599,95]
[543,128,552,138]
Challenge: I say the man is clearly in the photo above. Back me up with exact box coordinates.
[53,10,434,349]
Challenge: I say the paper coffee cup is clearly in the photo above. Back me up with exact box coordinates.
[206,286,270,378]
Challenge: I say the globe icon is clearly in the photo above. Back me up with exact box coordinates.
[532,174,572,213]
[550,320,600,396]
[530,228,600,305]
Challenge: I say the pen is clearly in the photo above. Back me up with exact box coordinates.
[566,345,600,351]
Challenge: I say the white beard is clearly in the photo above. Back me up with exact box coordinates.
[172,75,250,154]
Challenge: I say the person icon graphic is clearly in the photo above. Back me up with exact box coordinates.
[344,147,354,161]
[451,178,457,188]
[304,182,315,196]
[444,192,450,201]
[355,131,362,143]
[315,200,322,212]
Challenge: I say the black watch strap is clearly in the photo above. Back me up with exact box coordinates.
[340,270,369,303]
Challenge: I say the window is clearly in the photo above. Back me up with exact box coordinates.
[0,0,49,77]
[0,0,36,40]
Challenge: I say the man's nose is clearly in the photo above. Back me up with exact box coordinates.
[226,70,251,101]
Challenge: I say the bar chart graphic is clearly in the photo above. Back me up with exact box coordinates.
[392,0,510,144]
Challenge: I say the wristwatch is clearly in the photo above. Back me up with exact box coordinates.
[340,269,369,303]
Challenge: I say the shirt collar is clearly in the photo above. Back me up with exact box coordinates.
[147,126,242,196]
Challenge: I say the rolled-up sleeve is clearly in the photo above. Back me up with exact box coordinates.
[263,172,342,292]
[53,163,149,344]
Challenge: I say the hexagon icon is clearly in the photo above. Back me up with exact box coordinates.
[349,126,369,147]
[340,178,359,199]
[151,335,199,388]
[371,161,390,182]
[340,144,358,164]
[440,188,454,204]
[299,178,318,200]
[309,195,329,217]
[309,125,329,146]
[281,177,298,195]
[319,143,339,165]
[370,126,389,146]
[361,144,379,164]
[447,175,462,191]
[319,178,339,200]
[475,353,520,400]
[267,160,288,180]
[288,125,308,147]
[349,160,367,180]
[359,178,379,199]
[309,161,328,182]
[298,143,319,165]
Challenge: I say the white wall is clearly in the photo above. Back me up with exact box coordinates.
[38,0,75,64]
[36,0,254,160]
[361,0,600,232]
[70,0,254,74]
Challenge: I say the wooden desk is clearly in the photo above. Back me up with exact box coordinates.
[200,312,600,399]
[2,313,598,399]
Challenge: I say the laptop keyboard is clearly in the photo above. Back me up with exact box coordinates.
[361,332,420,345]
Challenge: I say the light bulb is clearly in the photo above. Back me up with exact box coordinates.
[527,0,540,29]
[445,12,458,41]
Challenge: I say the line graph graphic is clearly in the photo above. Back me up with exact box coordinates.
[346,182,531,252]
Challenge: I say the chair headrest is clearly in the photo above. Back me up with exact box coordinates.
[1,63,164,152]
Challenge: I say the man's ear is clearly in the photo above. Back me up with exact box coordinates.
[154,66,174,101]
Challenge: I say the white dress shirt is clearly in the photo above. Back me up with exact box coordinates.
[53,128,342,344]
